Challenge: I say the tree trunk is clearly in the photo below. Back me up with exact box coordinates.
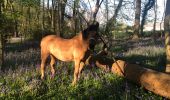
[164,0,170,73]
[153,0,157,39]
[0,2,4,70]
[36,4,41,30]
[61,0,67,30]
[140,0,155,36]
[42,0,45,31]
[93,0,100,21]
[105,0,109,21]
[27,6,31,29]
[57,0,67,37]
[51,0,55,33]
[73,0,79,35]
[105,0,123,35]
[47,0,51,26]
[57,1,61,36]
[0,34,4,70]
[132,0,141,40]
[11,3,19,37]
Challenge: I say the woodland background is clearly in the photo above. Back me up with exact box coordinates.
[0,0,170,99]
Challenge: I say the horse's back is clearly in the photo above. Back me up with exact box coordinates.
[41,35,60,48]
[40,35,57,52]
[40,35,75,61]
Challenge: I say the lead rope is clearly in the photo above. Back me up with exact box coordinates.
[98,34,130,94]
[98,34,125,76]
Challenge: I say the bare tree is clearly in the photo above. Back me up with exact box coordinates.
[51,0,56,33]
[164,0,170,73]
[132,0,141,39]
[51,0,63,36]
[105,0,109,22]
[153,0,157,38]
[93,0,104,21]
[73,0,79,34]
[105,0,123,35]
[0,1,5,69]
[58,0,67,37]
[9,1,19,37]
[42,0,45,31]
[160,0,166,38]
[46,0,51,26]
[140,0,155,36]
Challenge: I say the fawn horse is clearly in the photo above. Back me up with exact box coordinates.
[40,22,99,85]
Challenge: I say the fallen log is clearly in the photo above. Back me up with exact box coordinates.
[85,50,170,99]
[112,60,170,99]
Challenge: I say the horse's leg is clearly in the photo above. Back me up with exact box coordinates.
[40,50,49,79]
[78,61,85,80]
[72,59,80,86]
[50,54,56,78]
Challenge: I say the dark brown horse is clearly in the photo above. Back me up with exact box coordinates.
[40,22,99,85]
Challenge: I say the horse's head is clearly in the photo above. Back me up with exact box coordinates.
[82,21,100,50]
[82,21,99,40]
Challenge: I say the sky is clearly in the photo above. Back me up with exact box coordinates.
[156,0,166,21]
[82,0,167,26]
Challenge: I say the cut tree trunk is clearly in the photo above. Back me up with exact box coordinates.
[84,50,170,99]
[164,0,170,73]
[112,60,170,99]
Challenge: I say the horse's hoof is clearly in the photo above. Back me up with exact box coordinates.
[71,81,76,86]
[41,76,44,80]
[50,74,55,79]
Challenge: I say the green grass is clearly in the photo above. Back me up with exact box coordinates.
[0,38,166,99]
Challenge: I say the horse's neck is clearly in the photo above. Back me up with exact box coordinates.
[79,32,89,43]
[73,32,89,46]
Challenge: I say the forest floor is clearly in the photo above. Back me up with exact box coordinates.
[0,37,166,99]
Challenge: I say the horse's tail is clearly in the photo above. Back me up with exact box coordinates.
[40,38,44,48]
[40,35,48,48]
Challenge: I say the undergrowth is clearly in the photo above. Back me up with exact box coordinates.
[0,38,166,100]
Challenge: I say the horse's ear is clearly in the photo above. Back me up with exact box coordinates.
[82,21,99,40]
[88,21,99,31]
[93,21,99,28]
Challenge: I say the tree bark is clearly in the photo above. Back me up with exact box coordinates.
[153,0,157,39]
[164,0,170,73]
[42,0,45,31]
[92,0,104,22]
[140,0,155,36]
[11,4,19,37]
[73,0,79,35]
[0,34,4,70]
[0,2,4,70]
[105,0,123,34]
[132,0,141,39]
[57,0,61,36]
[105,0,109,22]
[51,0,55,33]
[56,0,67,37]
[47,0,51,26]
